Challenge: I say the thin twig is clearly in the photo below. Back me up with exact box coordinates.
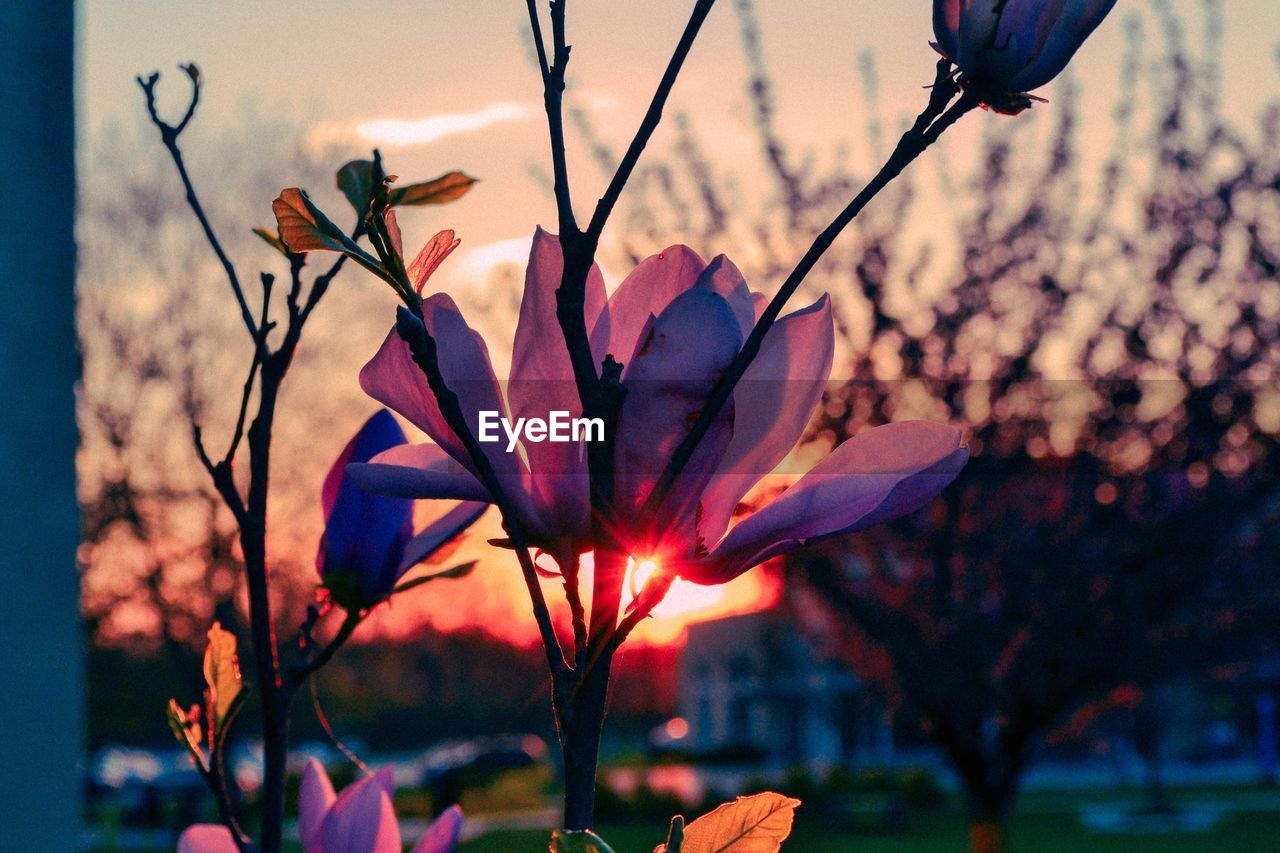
[525,0,551,80]
[287,611,360,689]
[194,761,251,852]
[225,275,275,463]
[640,64,976,525]
[145,64,369,848]
[561,550,588,668]
[394,307,571,681]
[585,0,718,242]
[137,66,260,343]
[532,0,578,233]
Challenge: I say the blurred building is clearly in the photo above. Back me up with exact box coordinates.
[678,610,892,771]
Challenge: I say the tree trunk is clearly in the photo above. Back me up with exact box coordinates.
[963,774,1016,853]
[0,2,81,849]
[968,819,1006,853]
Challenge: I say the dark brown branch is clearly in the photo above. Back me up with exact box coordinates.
[534,0,578,233]
[145,78,367,847]
[525,0,551,80]
[137,66,259,343]
[287,611,359,689]
[584,0,718,242]
[561,550,588,667]
[520,3,723,829]
[394,307,571,681]
[641,64,976,524]
[604,571,674,661]
[193,759,251,851]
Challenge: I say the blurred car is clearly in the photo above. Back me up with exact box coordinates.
[417,734,549,809]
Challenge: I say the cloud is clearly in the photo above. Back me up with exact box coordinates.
[308,101,538,150]
[454,235,534,281]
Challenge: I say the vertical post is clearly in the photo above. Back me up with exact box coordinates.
[0,1,82,850]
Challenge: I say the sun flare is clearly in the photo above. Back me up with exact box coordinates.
[616,555,776,645]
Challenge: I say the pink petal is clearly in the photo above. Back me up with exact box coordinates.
[694,254,756,341]
[615,287,742,556]
[384,208,405,260]
[299,757,337,851]
[177,825,239,853]
[590,244,705,368]
[399,501,489,572]
[411,805,464,853]
[319,767,401,853]
[408,230,461,294]
[360,295,531,519]
[688,421,968,584]
[507,228,605,544]
[751,290,769,321]
[348,444,492,502]
[698,295,834,546]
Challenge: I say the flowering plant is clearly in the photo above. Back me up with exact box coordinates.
[137,0,1116,848]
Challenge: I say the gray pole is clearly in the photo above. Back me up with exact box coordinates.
[0,1,83,849]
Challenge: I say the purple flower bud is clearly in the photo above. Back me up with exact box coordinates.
[317,409,415,606]
[933,0,1117,113]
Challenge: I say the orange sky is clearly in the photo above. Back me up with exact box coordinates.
[77,2,1280,648]
[356,507,782,648]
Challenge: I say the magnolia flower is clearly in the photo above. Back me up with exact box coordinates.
[319,409,486,609]
[932,0,1117,112]
[352,229,967,584]
[177,759,463,853]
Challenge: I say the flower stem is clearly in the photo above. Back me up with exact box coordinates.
[641,63,978,523]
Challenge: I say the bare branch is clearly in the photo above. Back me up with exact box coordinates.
[394,307,571,680]
[525,0,551,80]
[287,610,360,689]
[606,571,674,659]
[585,0,718,242]
[536,0,578,233]
[561,550,588,668]
[641,64,976,526]
[136,66,260,343]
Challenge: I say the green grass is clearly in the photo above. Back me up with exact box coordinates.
[461,813,1280,853]
[459,792,1280,853]
[86,784,1280,852]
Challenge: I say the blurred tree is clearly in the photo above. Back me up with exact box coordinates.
[77,117,370,651]
[596,2,1280,851]
[787,8,1280,852]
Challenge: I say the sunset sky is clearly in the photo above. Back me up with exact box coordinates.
[83,1,1279,286]
[78,1,1280,647]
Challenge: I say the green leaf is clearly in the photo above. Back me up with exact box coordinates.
[388,171,478,207]
[252,226,289,255]
[393,561,478,595]
[656,793,800,853]
[550,829,616,853]
[212,688,247,754]
[202,621,243,743]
